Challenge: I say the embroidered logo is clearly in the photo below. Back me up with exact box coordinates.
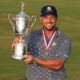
[47,6,52,12]
[52,42,56,46]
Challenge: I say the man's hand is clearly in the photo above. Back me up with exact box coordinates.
[12,36,22,47]
[23,55,34,64]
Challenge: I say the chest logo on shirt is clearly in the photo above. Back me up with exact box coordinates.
[52,42,56,46]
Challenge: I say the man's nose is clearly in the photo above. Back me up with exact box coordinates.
[48,18,52,22]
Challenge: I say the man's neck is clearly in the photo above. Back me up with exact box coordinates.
[43,28,56,39]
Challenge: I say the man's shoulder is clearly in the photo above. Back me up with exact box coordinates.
[58,30,71,43]
[30,29,42,36]
[28,29,42,39]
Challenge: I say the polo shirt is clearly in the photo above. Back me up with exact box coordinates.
[26,28,71,80]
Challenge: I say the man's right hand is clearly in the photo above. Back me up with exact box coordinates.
[12,36,22,47]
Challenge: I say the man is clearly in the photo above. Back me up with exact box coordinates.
[13,5,71,80]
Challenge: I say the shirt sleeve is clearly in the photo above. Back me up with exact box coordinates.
[55,38,71,62]
[25,31,33,54]
[27,30,35,55]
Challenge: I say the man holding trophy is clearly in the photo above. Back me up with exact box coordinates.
[11,3,71,80]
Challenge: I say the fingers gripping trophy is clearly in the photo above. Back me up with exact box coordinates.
[8,2,36,60]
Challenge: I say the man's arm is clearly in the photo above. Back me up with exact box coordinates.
[35,58,64,70]
[34,38,71,70]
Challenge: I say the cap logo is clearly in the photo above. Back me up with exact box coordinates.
[47,6,52,12]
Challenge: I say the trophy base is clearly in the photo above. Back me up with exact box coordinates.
[12,55,23,60]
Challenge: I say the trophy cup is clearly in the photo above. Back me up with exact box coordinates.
[8,2,36,60]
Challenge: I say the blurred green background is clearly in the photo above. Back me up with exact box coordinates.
[0,0,80,80]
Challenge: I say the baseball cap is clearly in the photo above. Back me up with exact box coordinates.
[40,5,57,17]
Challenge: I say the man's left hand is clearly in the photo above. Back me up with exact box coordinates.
[23,55,34,64]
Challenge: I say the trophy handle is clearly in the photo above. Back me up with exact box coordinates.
[28,16,36,31]
[8,14,15,32]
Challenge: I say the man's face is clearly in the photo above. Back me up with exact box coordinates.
[40,15,57,31]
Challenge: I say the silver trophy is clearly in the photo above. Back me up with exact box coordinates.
[8,2,36,60]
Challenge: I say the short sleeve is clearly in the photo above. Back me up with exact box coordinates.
[55,38,71,61]
[25,31,34,54]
